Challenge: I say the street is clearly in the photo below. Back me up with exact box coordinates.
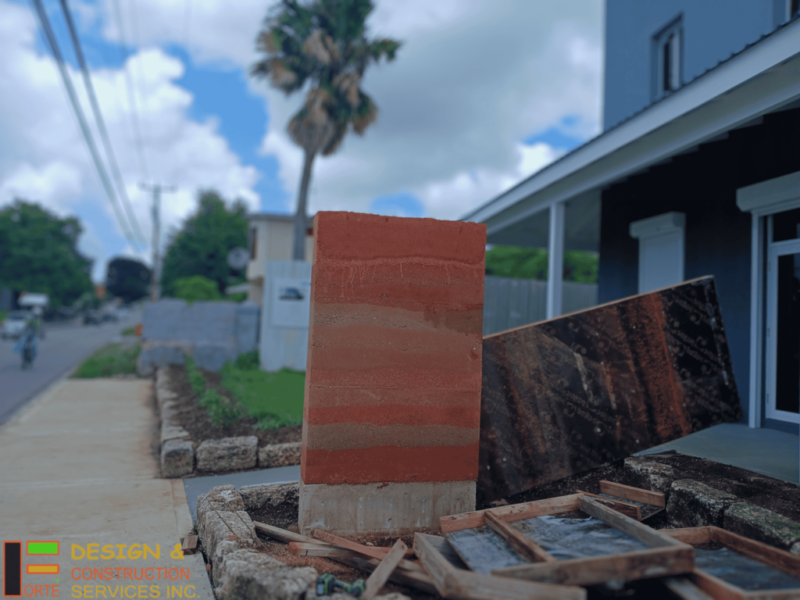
[0,312,140,424]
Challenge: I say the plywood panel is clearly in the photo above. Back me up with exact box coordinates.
[479,276,741,502]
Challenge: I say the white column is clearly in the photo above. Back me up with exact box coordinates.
[546,202,565,320]
[748,214,763,428]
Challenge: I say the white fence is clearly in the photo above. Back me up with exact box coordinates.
[483,276,598,336]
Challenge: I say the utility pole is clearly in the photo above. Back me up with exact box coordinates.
[140,183,176,301]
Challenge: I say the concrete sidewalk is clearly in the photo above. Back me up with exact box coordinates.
[0,379,213,599]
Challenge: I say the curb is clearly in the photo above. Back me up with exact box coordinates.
[155,368,302,478]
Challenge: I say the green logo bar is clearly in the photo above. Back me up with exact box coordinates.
[27,542,59,555]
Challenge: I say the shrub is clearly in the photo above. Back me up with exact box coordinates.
[199,388,242,428]
[234,350,260,371]
[185,356,207,396]
[173,275,222,304]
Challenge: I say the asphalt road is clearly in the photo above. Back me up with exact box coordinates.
[0,312,141,425]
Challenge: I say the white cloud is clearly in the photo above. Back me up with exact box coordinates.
[0,0,261,280]
[252,1,603,219]
[92,0,602,220]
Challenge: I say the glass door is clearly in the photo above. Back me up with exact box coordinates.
[765,229,800,424]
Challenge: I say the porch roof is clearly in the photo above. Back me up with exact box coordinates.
[464,17,800,238]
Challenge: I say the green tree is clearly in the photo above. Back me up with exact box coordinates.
[0,200,94,307]
[106,257,151,303]
[251,0,402,260]
[160,190,248,297]
[485,246,599,283]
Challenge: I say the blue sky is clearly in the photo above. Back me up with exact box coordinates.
[0,0,603,280]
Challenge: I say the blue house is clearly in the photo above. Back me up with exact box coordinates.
[465,1,800,454]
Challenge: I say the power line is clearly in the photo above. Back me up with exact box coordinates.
[59,0,146,247]
[110,0,149,185]
[29,0,136,245]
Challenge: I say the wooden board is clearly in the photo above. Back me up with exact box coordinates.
[600,480,666,508]
[413,533,586,600]
[664,526,800,599]
[479,276,742,502]
[312,530,422,572]
[363,540,408,600]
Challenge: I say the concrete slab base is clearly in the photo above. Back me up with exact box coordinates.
[298,480,475,535]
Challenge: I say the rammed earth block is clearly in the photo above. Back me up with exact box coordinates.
[302,212,486,486]
[300,212,485,533]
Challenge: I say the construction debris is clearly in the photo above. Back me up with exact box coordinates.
[479,276,742,503]
[441,492,693,587]
[181,534,198,556]
[662,526,800,598]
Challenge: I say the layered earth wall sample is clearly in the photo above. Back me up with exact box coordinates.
[300,211,486,534]
[479,276,742,504]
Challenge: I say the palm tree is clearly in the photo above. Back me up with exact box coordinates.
[251,0,402,260]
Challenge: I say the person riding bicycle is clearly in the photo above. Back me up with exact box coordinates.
[13,317,39,370]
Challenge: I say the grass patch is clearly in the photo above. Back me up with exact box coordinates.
[71,343,140,378]
[121,326,136,336]
[220,359,304,430]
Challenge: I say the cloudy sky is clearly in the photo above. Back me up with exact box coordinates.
[0,0,603,280]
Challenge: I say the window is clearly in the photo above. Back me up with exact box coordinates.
[652,17,683,100]
[248,226,257,259]
[791,0,800,19]
[629,212,686,294]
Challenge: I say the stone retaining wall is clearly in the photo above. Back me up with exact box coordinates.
[626,455,800,555]
[196,485,408,600]
[155,368,301,478]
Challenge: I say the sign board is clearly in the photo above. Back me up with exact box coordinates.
[271,277,311,328]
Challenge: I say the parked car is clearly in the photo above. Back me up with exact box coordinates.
[1,311,30,339]
[101,311,119,323]
[83,310,102,325]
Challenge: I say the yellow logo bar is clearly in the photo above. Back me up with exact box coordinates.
[26,564,59,575]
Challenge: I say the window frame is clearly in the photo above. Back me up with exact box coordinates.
[652,16,684,101]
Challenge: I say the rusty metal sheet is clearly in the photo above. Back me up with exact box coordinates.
[479,276,741,503]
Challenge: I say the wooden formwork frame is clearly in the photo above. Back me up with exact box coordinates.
[442,494,693,587]
[413,533,586,600]
[662,526,800,599]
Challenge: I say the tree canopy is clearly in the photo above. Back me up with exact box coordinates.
[0,200,94,307]
[251,0,402,259]
[160,191,248,297]
[485,246,599,283]
[106,257,151,303]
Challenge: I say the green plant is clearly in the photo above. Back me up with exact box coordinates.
[173,275,223,304]
[485,245,599,283]
[185,356,207,397]
[234,350,260,371]
[71,343,141,378]
[121,326,136,336]
[199,388,242,428]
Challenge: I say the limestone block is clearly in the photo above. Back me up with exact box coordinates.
[624,456,679,495]
[240,482,299,524]
[161,425,190,445]
[666,479,738,528]
[258,442,301,468]
[197,436,258,472]
[216,550,316,600]
[161,439,194,478]
[724,502,800,551]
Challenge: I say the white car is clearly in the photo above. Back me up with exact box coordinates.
[1,311,30,339]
